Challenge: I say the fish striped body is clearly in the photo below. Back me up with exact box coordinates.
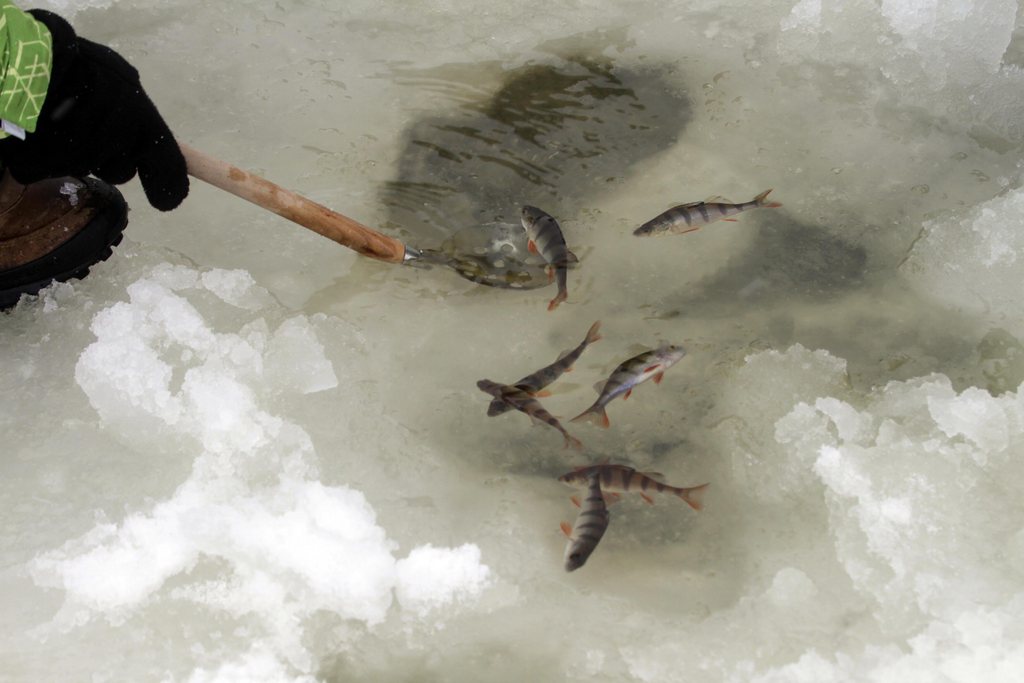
[488,321,602,417]
[571,344,687,428]
[559,464,709,511]
[477,379,583,450]
[562,473,610,571]
[632,189,782,237]
[521,205,577,310]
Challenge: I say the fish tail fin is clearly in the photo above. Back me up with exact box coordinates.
[570,406,610,428]
[548,290,568,311]
[679,483,710,511]
[585,320,602,344]
[753,189,782,208]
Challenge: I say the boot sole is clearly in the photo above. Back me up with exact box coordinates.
[0,179,129,310]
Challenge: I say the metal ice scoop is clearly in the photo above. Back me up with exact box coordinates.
[181,144,549,290]
[408,221,551,289]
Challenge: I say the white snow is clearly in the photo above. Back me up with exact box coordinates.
[395,544,492,617]
[182,646,319,683]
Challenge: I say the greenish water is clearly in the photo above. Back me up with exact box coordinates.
[3,1,1024,681]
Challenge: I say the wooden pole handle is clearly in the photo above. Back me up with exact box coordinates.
[180,142,407,264]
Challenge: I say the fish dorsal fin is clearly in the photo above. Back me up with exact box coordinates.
[593,380,607,394]
[556,348,572,361]
[641,470,665,481]
[704,195,731,204]
[565,250,579,264]
[673,201,704,209]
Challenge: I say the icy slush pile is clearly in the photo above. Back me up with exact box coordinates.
[31,265,491,678]
[682,346,1024,681]
[902,187,1024,338]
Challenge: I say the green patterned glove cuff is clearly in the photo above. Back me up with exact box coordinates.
[0,0,52,136]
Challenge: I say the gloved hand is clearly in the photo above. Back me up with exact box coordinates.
[0,9,188,211]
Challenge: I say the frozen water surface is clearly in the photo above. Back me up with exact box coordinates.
[4,0,1024,680]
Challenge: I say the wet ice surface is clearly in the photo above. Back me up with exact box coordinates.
[4,0,1024,680]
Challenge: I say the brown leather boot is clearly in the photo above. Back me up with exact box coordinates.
[0,171,128,309]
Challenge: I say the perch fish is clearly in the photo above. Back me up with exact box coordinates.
[521,205,577,310]
[478,379,582,450]
[487,321,602,417]
[559,464,708,510]
[571,344,687,428]
[561,472,610,572]
[632,189,782,237]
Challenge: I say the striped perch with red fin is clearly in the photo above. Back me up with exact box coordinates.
[521,205,577,310]
[570,344,687,428]
[559,464,709,511]
[477,379,582,450]
[632,189,782,237]
[488,321,602,417]
[561,472,610,571]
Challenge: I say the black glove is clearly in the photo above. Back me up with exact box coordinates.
[0,10,188,211]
